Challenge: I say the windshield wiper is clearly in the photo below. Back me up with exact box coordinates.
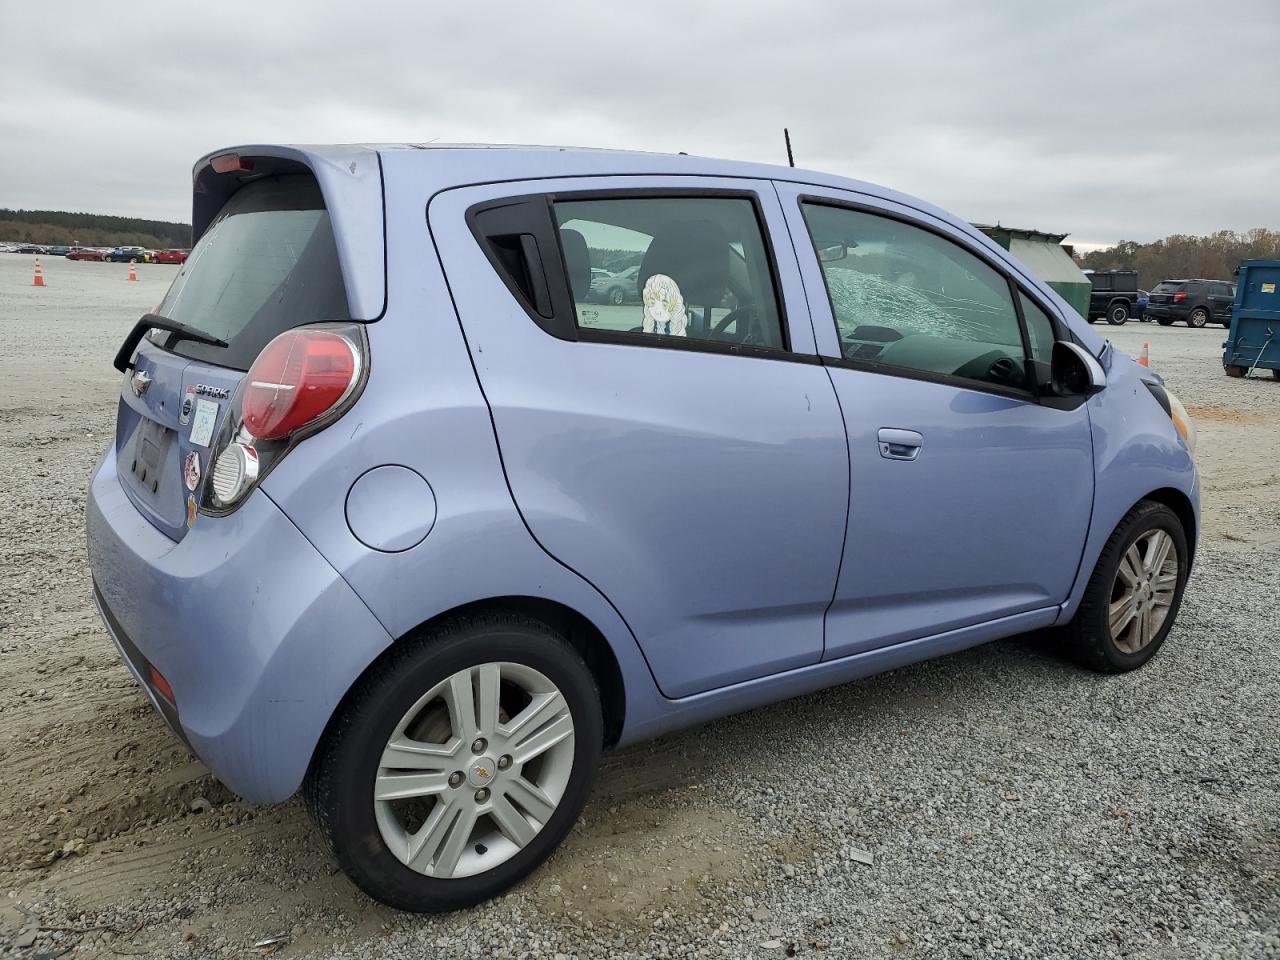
[113,313,229,372]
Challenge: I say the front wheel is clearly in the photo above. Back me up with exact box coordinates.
[609,288,625,305]
[307,614,603,912]
[1060,501,1189,673]
[1107,302,1130,325]
[1187,307,1209,328]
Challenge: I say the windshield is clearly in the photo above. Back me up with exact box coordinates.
[156,175,349,370]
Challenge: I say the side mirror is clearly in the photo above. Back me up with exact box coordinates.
[817,243,849,263]
[1048,341,1107,397]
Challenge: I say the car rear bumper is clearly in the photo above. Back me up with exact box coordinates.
[86,444,393,804]
[1145,304,1188,320]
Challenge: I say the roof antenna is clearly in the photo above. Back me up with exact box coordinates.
[784,128,795,167]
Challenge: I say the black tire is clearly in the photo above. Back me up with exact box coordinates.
[1156,317,1174,326]
[1225,364,1246,378]
[1060,501,1189,673]
[1107,302,1130,325]
[1086,316,1098,324]
[1272,369,1280,380]
[609,288,625,305]
[306,613,603,912]
[1187,307,1209,328]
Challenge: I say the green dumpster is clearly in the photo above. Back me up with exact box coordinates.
[974,224,1092,320]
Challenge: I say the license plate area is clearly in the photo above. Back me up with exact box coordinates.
[130,418,173,494]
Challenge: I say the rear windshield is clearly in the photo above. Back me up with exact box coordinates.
[1152,281,1184,294]
[155,175,349,370]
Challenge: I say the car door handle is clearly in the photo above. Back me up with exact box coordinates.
[878,428,923,461]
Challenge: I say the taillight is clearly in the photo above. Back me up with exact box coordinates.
[202,324,367,513]
[1173,291,1187,303]
[243,330,358,440]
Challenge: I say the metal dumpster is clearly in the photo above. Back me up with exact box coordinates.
[1224,259,1280,379]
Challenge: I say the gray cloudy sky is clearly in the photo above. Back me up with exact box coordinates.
[3,0,1277,248]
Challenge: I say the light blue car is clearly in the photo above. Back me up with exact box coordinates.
[87,143,1200,911]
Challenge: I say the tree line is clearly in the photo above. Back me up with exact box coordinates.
[0,208,190,249]
[1076,229,1280,290]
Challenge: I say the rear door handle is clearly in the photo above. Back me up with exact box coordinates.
[878,428,923,461]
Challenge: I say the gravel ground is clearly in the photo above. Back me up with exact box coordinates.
[0,254,1277,959]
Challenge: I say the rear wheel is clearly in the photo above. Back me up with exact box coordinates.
[609,288,625,305]
[1107,302,1130,325]
[1225,364,1247,378]
[307,614,603,912]
[1187,307,1209,328]
[1273,369,1280,381]
[1156,317,1174,326]
[1060,501,1188,673]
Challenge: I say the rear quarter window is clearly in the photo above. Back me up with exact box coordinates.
[155,175,350,370]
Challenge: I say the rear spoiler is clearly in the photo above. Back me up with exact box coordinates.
[192,144,387,322]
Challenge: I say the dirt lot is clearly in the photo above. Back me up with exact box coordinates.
[1,254,1277,959]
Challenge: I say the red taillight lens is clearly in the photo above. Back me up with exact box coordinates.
[149,665,175,705]
[242,330,357,440]
[1173,291,1187,303]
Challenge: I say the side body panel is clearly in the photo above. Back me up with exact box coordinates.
[427,176,850,699]
[1055,349,1200,622]
[774,183,1096,655]
[259,154,661,748]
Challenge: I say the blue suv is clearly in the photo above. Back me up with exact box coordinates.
[87,144,1200,911]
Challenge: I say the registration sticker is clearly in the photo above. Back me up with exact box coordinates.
[1262,282,1276,294]
[189,398,219,448]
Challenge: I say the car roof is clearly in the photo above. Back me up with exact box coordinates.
[188,142,1107,354]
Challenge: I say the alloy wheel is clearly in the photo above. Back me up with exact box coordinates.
[373,662,575,879]
[1108,529,1179,654]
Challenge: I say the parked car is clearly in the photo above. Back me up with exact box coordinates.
[590,264,641,304]
[1085,270,1141,325]
[89,144,1199,913]
[106,246,152,263]
[152,249,190,264]
[1146,279,1236,327]
[15,244,46,254]
[66,247,107,261]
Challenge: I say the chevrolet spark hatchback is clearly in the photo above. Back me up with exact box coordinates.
[87,144,1199,911]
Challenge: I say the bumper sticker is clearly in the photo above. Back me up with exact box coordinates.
[183,450,201,491]
[179,385,195,426]
[189,398,219,448]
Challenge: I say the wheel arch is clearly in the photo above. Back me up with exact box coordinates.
[1141,486,1197,566]
[306,596,629,788]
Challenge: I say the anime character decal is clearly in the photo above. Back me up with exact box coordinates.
[641,273,688,337]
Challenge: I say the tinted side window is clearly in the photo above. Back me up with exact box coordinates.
[552,196,786,350]
[1019,292,1057,364]
[801,203,1029,391]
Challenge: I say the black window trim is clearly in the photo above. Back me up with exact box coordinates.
[796,193,1073,404]
[467,185,822,366]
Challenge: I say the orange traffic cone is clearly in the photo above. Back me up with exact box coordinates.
[1138,342,1149,367]
[127,259,138,282]
[32,258,45,287]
